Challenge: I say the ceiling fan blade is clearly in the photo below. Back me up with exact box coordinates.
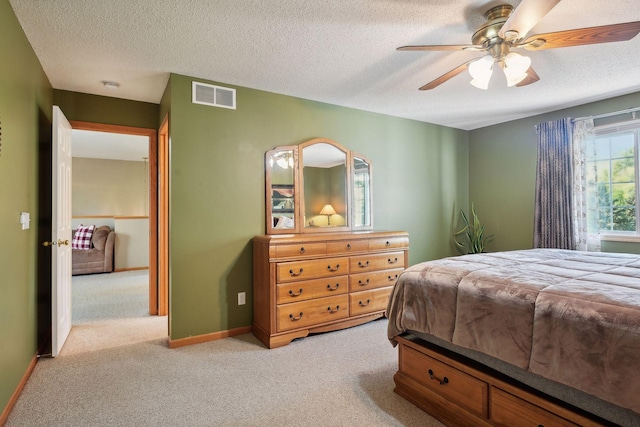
[520,21,640,50]
[499,0,561,39]
[515,67,540,87]
[397,44,483,52]
[419,59,476,91]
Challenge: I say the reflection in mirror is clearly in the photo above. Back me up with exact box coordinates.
[353,156,372,228]
[302,143,347,229]
[269,149,295,230]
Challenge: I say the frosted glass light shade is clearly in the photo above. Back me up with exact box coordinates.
[503,52,531,87]
[469,55,494,90]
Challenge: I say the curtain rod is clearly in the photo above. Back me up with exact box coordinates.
[573,106,640,122]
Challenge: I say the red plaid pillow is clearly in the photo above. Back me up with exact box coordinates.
[72,224,95,249]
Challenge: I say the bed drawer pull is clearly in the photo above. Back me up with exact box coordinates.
[288,288,303,297]
[428,369,449,386]
[358,299,371,307]
[358,261,370,268]
[358,278,370,286]
[387,257,399,264]
[289,268,304,277]
[289,312,303,321]
[326,283,340,291]
[327,264,340,272]
[327,305,340,313]
[388,274,398,281]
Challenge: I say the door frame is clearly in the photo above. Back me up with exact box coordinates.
[69,121,162,315]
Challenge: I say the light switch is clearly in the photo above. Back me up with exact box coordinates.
[20,212,30,230]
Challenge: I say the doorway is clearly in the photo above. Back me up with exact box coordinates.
[70,121,161,315]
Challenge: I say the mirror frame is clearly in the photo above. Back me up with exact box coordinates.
[352,152,374,231]
[265,138,373,235]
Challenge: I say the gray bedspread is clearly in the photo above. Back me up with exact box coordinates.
[387,249,640,414]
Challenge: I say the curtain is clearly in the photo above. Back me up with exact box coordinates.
[534,118,574,249]
[571,118,600,251]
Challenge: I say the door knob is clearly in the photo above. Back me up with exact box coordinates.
[42,239,70,247]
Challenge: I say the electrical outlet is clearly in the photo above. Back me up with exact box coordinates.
[238,292,246,305]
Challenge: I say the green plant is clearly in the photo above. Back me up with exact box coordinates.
[454,204,493,254]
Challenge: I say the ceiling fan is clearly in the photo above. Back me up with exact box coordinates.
[398,0,640,90]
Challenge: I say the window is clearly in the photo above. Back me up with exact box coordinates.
[586,123,640,234]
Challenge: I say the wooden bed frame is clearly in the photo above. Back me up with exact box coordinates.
[394,335,608,427]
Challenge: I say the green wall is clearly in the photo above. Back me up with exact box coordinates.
[469,91,640,251]
[54,90,159,129]
[167,73,469,340]
[0,0,53,416]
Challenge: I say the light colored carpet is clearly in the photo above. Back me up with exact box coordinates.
[6,271,443,427]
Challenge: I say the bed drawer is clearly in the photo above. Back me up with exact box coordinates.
[400,346,488,417]
[276,276,348,304]
[349,286,393,316]
[349,269,402,291]
[349,251,404,273]
[490,387,579,427]
[276,295,349,332]
[276,257,349,283]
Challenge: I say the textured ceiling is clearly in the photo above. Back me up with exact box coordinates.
[9,0,640,130]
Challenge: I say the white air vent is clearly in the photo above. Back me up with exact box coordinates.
[192,81,236,110]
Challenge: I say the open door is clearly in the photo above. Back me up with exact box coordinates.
[48,106,73,357]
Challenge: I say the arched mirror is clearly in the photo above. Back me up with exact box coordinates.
[300,140,349,232]
[264,138,372,234]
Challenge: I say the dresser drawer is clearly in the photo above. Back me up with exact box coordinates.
[276,295,349,332]
[400,346,488,417]
[275,242,326,258]
[349,269,402,291]
[369,236,408,250]
[277,276,348,304]
[326,239,369,255]
[349,286,393,316]
[276,257,349,283]
[349,251,404,273]
[491,388,579,427]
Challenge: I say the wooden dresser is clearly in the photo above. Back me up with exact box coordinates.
[252,230,409,348]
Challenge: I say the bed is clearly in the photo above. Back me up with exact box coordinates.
[387,249,640,427]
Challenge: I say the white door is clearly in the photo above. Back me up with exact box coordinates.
[51,106,73,357]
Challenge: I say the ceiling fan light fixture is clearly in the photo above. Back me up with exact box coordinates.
[469,55,494,90]
[503,52,531,87]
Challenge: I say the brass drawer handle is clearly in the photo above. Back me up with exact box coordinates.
[289,312,303,321]
[388,274,398,281]
[359,299,370,307]
[358,261,369,268]
[358,278,370,286]
[326,283,340,291]
[299,247,305,254]
[428,369,449,385]
[347,243,352,250]
[288,288,303,297]
[385,240,391,247]
[327,305,340,313]
[327,264,340,272]
[289,268,304,277]
[387,257,398,264]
